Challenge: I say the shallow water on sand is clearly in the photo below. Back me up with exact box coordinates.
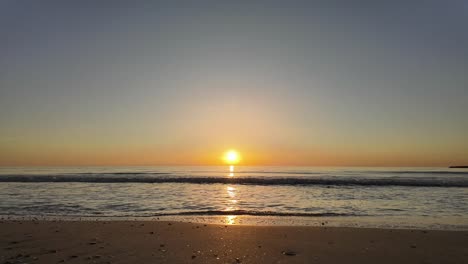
[0,166,467,229]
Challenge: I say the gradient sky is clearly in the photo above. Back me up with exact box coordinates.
[1,1,467,166]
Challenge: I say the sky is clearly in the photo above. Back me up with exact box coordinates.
[1,1,467,166]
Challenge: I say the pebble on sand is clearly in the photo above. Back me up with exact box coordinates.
[282,250,297,256]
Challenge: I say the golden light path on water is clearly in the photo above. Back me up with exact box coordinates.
[225,165,237,224]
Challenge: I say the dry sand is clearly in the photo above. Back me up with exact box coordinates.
[1,220,467,263]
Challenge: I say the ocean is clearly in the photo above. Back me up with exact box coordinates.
[1,166,467,230]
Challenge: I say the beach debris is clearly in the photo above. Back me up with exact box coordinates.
[168,223,172,225]
[88,242,97,245]
[410,244,417,248]
[48,249,58,253]
[149,231,154,234]
[191,255,196,259]
[235,257,241,263]
[282,250,297,256]
[160,244,165,247]
[69,255,78,259]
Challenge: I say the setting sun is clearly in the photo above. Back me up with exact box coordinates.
[223,150,241,165]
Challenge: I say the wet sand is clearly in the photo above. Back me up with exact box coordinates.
[0,220,467,264]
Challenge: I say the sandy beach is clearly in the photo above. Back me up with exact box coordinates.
[0,220,467,264]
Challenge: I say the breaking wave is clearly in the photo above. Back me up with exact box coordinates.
[1,174,467,187]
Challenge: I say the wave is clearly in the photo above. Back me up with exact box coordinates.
[0,210,359,218]
[151,210,358,217]
[235,170,468,175]
[96,170,468,175]
[74,172,169,175]
[1,175,467,187]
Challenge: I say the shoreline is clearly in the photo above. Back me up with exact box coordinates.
[1,214,468,231]
[1,220,467,263]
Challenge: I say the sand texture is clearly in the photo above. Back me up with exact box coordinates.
[1,220,467,263]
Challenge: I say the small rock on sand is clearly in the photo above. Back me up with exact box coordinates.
[282,251,297,256]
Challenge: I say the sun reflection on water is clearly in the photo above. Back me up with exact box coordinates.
[225,184,238,224]
[226,215,237,225]
[227,186,236,197]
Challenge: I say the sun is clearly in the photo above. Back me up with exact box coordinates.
[223,150,241,165]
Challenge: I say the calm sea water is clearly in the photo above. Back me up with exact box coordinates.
[0,166,467,229]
